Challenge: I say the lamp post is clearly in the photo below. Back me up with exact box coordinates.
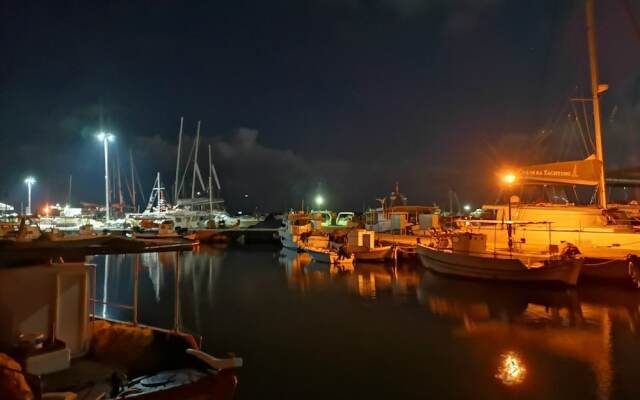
[501,173,517,251]
[315,194,324,208]
[97,132,115,222]
[24,176,35,215]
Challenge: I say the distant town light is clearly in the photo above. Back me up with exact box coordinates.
[315,195,324,206]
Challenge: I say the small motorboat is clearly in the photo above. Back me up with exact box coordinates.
[416,231,583,286]
[346,244,394,261]
[304,246,355,265]
[344,229,393,262]
[134,220,183,240]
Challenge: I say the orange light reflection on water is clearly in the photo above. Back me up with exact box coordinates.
[496,351,527,386]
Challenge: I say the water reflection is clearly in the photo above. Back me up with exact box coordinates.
[496,351,527,386]
[91,245,227,333]
[416,272,640,399]
[279,248,419,302]
[92,247,640,399]
[280,249,640,399]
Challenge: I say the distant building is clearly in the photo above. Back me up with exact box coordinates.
[0,202,15,215]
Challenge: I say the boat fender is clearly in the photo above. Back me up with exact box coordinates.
[186,349,243,370]
[627,254,640,288]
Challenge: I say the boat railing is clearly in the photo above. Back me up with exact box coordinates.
[87,252,203,348]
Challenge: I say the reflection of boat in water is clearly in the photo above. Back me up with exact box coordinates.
[417,231,583,286]
[417,270,640,398]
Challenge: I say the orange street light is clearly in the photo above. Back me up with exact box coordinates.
[502,173,517,185]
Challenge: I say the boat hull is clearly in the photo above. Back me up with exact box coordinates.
[416,245,582,285]
[305,247,354,265]
[348,245,393,261]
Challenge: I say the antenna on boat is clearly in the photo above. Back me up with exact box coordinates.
[586,0,608,208]
[174,117,183,204]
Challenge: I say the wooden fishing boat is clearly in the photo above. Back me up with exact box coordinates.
[304,246,355,265]
[416,232,583,286]
[346,244,393,261]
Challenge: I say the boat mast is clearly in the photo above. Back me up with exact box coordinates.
[129,150,136,208]
[174,117,183,204]
[191,120,201,201]
[208,144,213,215]
[586,0,608,208]
[157,172,161,211]
[116,150,124,207]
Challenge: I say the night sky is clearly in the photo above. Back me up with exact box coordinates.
[1,0,640,213]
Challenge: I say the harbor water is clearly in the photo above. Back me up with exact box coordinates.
[91,245,640,399]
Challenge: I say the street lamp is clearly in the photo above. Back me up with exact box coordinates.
[97,132,115,222]
[314,194,324,208]
[24,176,35,215]
[500,171,518,251]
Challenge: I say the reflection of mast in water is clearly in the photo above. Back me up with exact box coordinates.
[142,252,165,302]
[180,249,225,332]
[102,254,109,318]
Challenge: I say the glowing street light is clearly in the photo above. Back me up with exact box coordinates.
[24,176,36,215]
[463,204,471,212]
[97,132,115,222]
[502,172,517,185]
[314,194,324,207]
[499,171,518,251]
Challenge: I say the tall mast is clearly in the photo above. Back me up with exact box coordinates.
[130,150,136,208]
[191,120,201,200]
[116,150,124,206]
[157,172,161,211]
[586,0,608,208]
[174,117,183,204]
[208,144,214,215]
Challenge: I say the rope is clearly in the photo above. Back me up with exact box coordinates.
[584,258,627,266]
[621,0,640,45]
[571,100,592,156]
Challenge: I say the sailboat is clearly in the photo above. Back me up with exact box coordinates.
[460,0,640,285]
[126,119,239,232]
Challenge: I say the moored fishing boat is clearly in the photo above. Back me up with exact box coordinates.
[344,229,393,262]
[416,230,583,286]
[278,211,329,251]
[304,246,355,265]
